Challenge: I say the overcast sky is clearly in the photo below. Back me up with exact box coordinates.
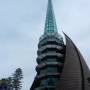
[0,0,90,90]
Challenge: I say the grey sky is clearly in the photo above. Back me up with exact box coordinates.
[0,0,90,90]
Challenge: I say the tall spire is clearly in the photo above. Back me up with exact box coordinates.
[44,0,58,34]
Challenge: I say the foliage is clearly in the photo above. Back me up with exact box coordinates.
[0,68,23,90]
[13,68,23,90]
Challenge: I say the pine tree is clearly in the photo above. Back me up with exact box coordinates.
[12,68,23,90]
[7,77,13,90]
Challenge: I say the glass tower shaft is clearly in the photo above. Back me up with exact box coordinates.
[35,0,65,90]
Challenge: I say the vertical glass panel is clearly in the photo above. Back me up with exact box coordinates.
[47,78,55,85]
[47,76,59,86]
[47,58,57,62]
[40,78,47,86]
[47,67,57,73]
[40,68,46,74]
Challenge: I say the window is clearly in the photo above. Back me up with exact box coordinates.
[40,78,47,86]
[40,68,46,74]
[47,67,57,73]
[47,89,55,90]
[47,77,59,86]
[47,58,57,62]
[47,78,54,85]
[40,77,59,86]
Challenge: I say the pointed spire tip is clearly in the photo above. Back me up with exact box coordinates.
[44,0,58,34]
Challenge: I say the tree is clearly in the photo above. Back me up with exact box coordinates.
[7,77,13,90]
[0,68,23,90]
[0,79,9,90]
[13,68,23,90]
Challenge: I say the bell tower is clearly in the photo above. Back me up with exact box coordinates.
[34,0,65,90]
